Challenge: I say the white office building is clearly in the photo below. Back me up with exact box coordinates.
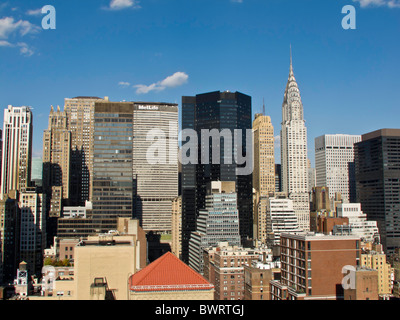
[315,134,361,203]
[266,197,300,247]
[1,106,33,197]
[132,102,179,233]
[188,182,241,274]
[336,203,380,242]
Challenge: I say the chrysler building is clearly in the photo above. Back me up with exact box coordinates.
[280,48,310,231]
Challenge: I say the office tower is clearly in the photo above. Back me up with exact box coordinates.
[280,51,309,231]
[42,105,71,217]
[270,232,361,300]
[315,134,361,203]
[91,101,134,232]
[64,96,105,206]
[0,191,19,284]
[19,190,46,278]
[132,102,179,233]
[336,203,380,243]
[275,164,282,193]
[253,113,275,196]
[171,196,182,259]
[266,196,300,248]
[181,91,253,263]
[354,129,400,254]
[1,106,33,196]
[188,181,241,274]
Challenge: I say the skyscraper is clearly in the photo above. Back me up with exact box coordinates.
[91,100,134,232]
[42,105,71,217]
[1,106,33,197]
[315,134,361,203]
[355,129,400,254]
[253,113,275,196]
[64,96,105,206]
[181,91,253,263]
[280,50,309,231]
[132,102,179,233]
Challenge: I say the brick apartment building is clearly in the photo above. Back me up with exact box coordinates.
[270,232,361,300]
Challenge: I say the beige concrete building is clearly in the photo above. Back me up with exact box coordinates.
[171,196,182,259]
[252,113,275,197]
[64,96,105,205]
[343,267,379,300]
[29,218,147,300]
[361,244,392,297]
[42,105,71,217]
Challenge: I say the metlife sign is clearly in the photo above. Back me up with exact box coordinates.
[137,105,159,111]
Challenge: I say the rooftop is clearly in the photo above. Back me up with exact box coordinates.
[129,252,214,292]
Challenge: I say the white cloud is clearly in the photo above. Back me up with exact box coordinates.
[17,42,34,57]
[353,0,400,8]
[105,0,141,10]
[134,72,189,94]
[0,40,12,47]
[231,0,243,3]
[0,16,40,39]
[118,81,131,87]
[26,8,43,16]
[0,40,35,56]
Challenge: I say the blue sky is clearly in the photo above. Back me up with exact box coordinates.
[0,0,399,164]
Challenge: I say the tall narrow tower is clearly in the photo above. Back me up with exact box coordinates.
[1,105,33,197]
[280,48,310,231]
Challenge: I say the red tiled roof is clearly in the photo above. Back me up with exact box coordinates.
[129,252,214,292]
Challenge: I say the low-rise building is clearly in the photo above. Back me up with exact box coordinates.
[129,252,214,300]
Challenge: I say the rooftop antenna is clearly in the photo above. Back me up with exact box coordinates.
[262,98,265,116]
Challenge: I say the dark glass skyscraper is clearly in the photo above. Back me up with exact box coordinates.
[181,91,252,263]
[355,129,400,254]
[91,101,134,231]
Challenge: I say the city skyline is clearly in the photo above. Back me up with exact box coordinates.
[1,0,400,166]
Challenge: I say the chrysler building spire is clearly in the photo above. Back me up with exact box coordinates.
[280,47,310,231]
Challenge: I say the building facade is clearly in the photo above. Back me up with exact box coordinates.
[270,232,361,300]
[336,203,380,243]
[132,102,179,233]
[253,114,275,196]
[315,134,361,203]
[181,91,253,263]
[64,96,105,206]
[42,105,71,218]
[354,129,400,254]
[91,101,134,232]
[1,106,33,196]
[188,182,241,274]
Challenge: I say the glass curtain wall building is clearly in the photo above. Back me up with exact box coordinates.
[181,91,252,263]
[91,101,134,232]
